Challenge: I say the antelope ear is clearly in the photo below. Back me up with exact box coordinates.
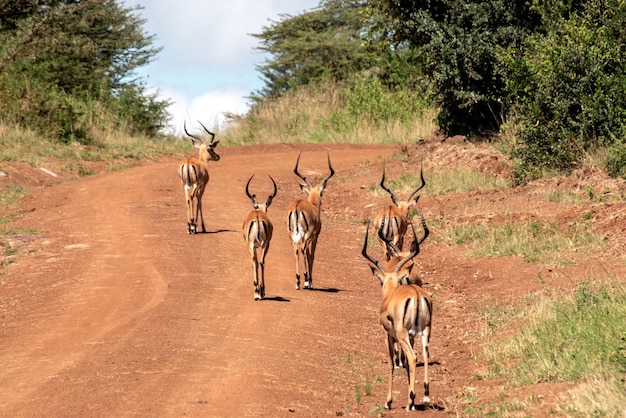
[369,265,384,285]
[299,183,310,194]
[211,140,220,147]
[397,272,411,285]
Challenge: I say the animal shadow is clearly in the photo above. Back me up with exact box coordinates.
[410,402,445,412]
[203,228,236,235]
[308,287,340,293]
[262,296,290,302]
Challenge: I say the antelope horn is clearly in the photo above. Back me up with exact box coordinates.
[183,120,204,143]
[265,176,278,209]
[321,151,335,188]
[393,230,419,273]
[245,175,258,206]
[197,120,216,142]
[377,218,401,258]
[416,205,429,245]
[380,164,399,205]
[407,162,426,203]
[392,221,421,273]
[361,221,386,273]
[293,151,313,187]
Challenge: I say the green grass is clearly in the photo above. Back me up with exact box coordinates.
[0,186,24,206]
[483,281,626,416]
[368,168,509,199]
[544,187,583,204]
[0,215,39,236]
[449,219,604,263]
[0,122,188,166]
[220,81,438,146]
[330,350,383,412]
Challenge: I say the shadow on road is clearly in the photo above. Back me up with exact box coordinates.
[308,287,340,293]
[263,296,290,302]
[203,229,237,234]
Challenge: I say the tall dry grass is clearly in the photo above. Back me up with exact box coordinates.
[220,81,438,145]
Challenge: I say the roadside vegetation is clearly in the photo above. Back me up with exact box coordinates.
[1,1,625,416]
[480,281,626,417]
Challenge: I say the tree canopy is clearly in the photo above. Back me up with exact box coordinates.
[251,0,380,100]
[0,0,169,140]
[250,0,626,178]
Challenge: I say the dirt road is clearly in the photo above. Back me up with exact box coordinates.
[1,143,624,417]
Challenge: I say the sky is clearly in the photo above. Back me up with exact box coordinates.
[125,0,321,134]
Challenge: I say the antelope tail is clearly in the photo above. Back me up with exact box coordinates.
[288,210,308,243]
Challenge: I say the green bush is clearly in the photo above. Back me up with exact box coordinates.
[371,0,540,136]
[327,75,429,130]
[605,141,626,180]
[504,0,626,176]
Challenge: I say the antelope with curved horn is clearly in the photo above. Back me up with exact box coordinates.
[285,151,335,290]
[243,175,277,300]
[362,221,432,411]
[381,206,430,287]
[178,121,220,234]
[374,163,425,260]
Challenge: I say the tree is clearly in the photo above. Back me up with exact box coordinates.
[504,0,626,177]
[0,0,169,140]
[370,0,541,136]
[251,0,379,100]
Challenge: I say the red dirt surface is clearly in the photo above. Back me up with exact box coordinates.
[1,142,625,417]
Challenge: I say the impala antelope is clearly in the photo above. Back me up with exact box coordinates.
[374,164,425,259]
[178,121,220,234]
[285,151,334,290]
[362,221,432,411]
[242,175,277,300]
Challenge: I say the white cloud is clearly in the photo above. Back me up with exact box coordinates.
[163,86,251,135]
[125,0,320,134]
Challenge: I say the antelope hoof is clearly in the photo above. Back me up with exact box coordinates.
[423,395,431,404]
[304,280,312,289]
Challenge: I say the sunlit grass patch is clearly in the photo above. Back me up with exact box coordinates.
[0,216,39,236]
[0,121,187,166]
[483,281,626,415]
[330,349,383,412]
[368,168,509,198]
[543,187,583,204]
[449,219,604,263]
[0,186,25,206]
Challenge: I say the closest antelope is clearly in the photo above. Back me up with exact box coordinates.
[362,221,433,411]
[374,164,425,260]
[285,151,335,290]
[178,121,220,234]
[243,175,277,300]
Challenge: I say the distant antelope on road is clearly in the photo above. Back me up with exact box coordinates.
[178,121,220,234]
[285,151,335,290]
[374,163,425,260]
[242,175,277,301]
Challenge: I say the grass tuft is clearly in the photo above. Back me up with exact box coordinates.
[449,220,604,263]
[483,281,626,415]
